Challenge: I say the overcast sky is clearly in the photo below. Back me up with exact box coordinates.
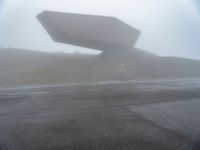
[0,0,200,59]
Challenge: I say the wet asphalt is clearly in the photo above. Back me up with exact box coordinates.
[0,79,200,150]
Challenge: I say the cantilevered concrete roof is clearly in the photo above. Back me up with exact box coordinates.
[37,11,140,51]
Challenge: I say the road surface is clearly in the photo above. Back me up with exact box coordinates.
[0,79,200,150]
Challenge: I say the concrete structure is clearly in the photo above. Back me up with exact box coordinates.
[37,11,140,52]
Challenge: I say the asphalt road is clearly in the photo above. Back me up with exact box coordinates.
[0,79,200,150]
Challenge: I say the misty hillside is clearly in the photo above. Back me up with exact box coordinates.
[0,48,200,86]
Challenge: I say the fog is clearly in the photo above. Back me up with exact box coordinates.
[1,1,200,149]
[0,0,200,58]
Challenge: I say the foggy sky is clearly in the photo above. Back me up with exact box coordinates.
[0,0,200,58]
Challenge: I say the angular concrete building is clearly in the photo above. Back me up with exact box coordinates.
[37,11,140,52]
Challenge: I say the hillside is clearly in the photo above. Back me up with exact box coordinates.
[0,48,200,86]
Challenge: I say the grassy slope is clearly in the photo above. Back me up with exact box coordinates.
[0,48,200,86]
